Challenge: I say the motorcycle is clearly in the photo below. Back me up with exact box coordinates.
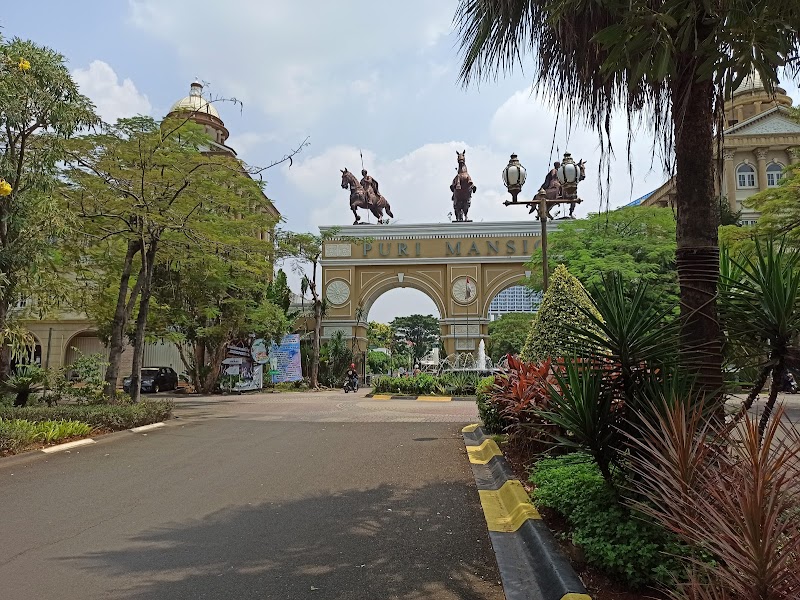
[780,371,798,394]
[343,376,359,393]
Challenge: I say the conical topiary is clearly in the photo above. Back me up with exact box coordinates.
[521,264,601,363]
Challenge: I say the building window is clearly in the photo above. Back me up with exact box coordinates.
[736,164,756,189]
[766,162,784,188]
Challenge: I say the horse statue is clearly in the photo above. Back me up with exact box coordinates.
[450,149,476,222]
[340,168,394,225]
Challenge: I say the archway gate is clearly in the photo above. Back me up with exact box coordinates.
[319,221,548,358]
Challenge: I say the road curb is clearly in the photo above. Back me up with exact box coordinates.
[364,393,475,401]
[462,423,591,600]
[1,420,173,466]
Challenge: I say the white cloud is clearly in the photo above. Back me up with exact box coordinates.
[72,60,151,123]
[127,0,455,128]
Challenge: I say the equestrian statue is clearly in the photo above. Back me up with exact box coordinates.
[530,157,587,219]
[450,149,476,222]
[340,168,394,225]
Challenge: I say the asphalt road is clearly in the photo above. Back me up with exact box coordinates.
[0,392,504,600]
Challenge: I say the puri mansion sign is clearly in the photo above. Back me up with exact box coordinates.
[322,221,546,263]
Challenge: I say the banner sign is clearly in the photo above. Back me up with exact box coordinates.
[266,334,302,383]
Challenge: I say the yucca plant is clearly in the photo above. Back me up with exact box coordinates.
[719,238,800,438]
[537,358,619,481]
[570,274,681,403]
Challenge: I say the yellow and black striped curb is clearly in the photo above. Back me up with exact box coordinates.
[364,394,475,402]
[462,423,592,600]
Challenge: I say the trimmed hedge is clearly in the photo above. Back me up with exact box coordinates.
[372,372,481,396]
[0,400,173,431]
[521,264,601,363]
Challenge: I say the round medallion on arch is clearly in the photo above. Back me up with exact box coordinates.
[325,279,351,306]
[452,276,477,305]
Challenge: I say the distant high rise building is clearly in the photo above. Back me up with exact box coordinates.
[488,286,542,321]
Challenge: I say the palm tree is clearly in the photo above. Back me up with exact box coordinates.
[454,0,800,399]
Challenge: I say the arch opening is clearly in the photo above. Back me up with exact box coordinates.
[485,284,541,365]
[363,286,443,376]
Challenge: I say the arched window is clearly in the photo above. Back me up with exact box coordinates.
[736,163,756,189]
[766,162,784,187]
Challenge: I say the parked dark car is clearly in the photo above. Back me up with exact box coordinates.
[122,367,178,394]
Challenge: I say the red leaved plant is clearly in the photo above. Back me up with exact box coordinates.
[626,398,800,600]
[489,355,561,451]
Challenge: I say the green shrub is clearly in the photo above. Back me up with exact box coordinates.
[0,399,173,430]
[531,454,690,588]
[0,417,93,453]
[436,371,480,395]
[3,365,46,406]
[372,375,436,395]
[521,264,601,363]
[476,375,503,434]
[67,350,109,403]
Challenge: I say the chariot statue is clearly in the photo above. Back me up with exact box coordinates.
[340,168,394,224]
[450,149,476,222]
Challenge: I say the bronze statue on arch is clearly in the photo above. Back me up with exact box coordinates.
[340,167,393,225]
[450,149,476,222]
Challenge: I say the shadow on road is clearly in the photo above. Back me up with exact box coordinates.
[66,481,502,600]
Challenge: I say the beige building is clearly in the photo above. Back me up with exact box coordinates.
[641,75,800,224]
[19,81,279,380]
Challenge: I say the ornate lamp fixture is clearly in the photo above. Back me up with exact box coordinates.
[556,152,580,200]
[502,154,527,203]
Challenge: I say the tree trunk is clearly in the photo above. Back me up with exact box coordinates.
[759,356,785,441]
[202,339,228,394]
[129,242,157,403]
[104,241,141,397]
[311,300,322,388]
[672,71,723,403]
[0,299,11,379]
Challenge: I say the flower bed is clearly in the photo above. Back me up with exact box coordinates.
[0,400,173,455]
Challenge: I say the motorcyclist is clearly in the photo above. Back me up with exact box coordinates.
[345,363,359,389]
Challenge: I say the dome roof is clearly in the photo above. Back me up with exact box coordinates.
[169,80,220,119]
[733,71,765,96]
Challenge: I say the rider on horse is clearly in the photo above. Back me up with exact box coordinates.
[360,169,379,208]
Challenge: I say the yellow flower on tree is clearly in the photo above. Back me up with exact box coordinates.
[18,58,31,71]
[0,179,12,197]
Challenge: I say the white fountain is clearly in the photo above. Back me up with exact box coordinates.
[477,339,487,371]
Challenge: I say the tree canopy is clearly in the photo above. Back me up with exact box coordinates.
[390,314,440,365]
[528,206,678,309]
[64,115,275,399]
[0,36,97,370]
[454,0,800,396]
[487,312,535,363]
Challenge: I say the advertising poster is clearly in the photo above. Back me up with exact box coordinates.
[265,334,302,383]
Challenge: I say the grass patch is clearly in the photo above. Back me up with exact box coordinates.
[0,400,173,432]
[0,418,93,454]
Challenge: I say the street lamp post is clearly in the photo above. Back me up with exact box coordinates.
[502,152,584,292]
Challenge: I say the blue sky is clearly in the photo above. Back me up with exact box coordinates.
[4,1,799,322]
